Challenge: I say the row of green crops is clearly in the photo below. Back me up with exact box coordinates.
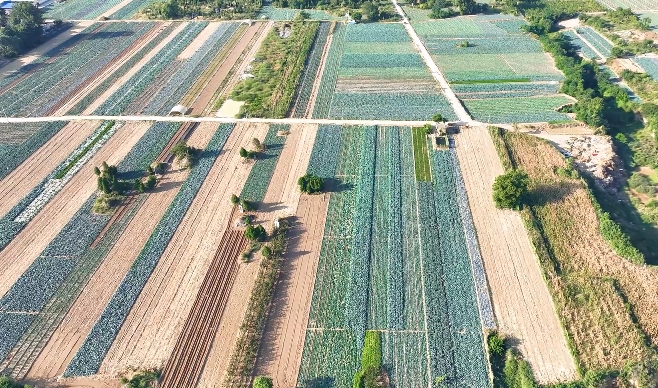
[436,52,564,82]
[45,0,123,20]
[412,126,431,182]
[0,122,182,372]
[143,22,240,115]
[315,23,457,121]
[463,95,573,123]
[65,123,234,377]
[0,122,67,181]
[110,0,160,19]
[290,22,331,118]
[306,124,342,179]
[239,124,287,203]
[577,26,613,58]
[0,22,156,117]
[310,23,345,119]
[94,22,208,115]
[453,81,561,99]
[297,127,491,387]
[594,0,658,9]
[633,56,658,81]
[562,30,601,61]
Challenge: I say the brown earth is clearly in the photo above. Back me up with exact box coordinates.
[0,122,148,299]
[96,122,268,376]
[0,120,100,218]
[252,193,330,387]
[26,122,214,380]
[455,127,577,383]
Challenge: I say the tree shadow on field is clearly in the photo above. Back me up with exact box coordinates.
[527,181,577,206]
[258,201,287,213]
[324,178,353,193]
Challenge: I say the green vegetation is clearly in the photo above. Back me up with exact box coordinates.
[245,224,266,241]
[411,127,431,181]
[171,141,200,166]
[353,331,386,388]
[231,21,318,118]
[0,376,33,388]
[144,0,261,19]
[253,376,273,388]
[0,3,45,59]
[492,169,529,210]
[119,370,161,388]
[298,173,324,194]
[225,220,289,387]
[55,121,115,179]
[240,147,257,159]
[628,172,656,195]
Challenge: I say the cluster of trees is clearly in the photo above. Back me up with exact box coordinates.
[492,169,529,210]
[171,141,200,167]
[297,173,324,194]
[119,370,161,388]
[94,161,158,195]
[0,376,32,388]
[0,3,45,59]
[147,0,262,19]
[411,0,486,19]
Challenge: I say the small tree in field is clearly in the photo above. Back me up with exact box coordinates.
[231,194,240,204]
[252,137,265,151]
[245,224,266,241]
[492,170,529,210]
[298,174,324,194]
[432,113,447,123]
[253,376,273,388]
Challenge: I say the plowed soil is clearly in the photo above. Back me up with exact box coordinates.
[455,127,577,383]
[0,122,149,299]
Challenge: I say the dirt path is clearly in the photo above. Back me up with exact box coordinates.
[81,22,183,115]
[0,121,100,217]
[306,31,333,119]
[454,127,576,383]
[26,122,210,380]
[253,194,330,387]
[177,23,219,60]
[0,122,148,299]
[97,122,268,376]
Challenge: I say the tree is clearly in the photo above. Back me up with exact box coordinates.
[432,113,447,122]
[134,179,145,193]
[145,174,157,190]
[245,224,266,241]
[253,376,273,388]
[261,245,272,258]
[456,0,476,15]
[94,166,101,176]
[252,137,265,151]
[492,170,529,210]
[239,147,256,159]
[422,124,434,135]
[361,1,379,21]
[231,194,240,204]
[298,174,324,194]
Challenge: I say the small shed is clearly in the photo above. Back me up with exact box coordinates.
[169,105,188,116]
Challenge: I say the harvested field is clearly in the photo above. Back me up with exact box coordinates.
[0,122,148,299]
[25,123,215,381]
[253,194,330,387]
[0,121,99,218]
[454,127,576,383]
[492,129,658,371]
[97,122,268,375]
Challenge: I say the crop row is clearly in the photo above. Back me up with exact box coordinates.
[0,314,35,363]
[95,22,208,115]
[595,0,658,9]
[340,53,424,68]
[305,124,342,179]
[562,30,601,61]
[437,52,564,82]
[45,0,122,20]
[110,0,160,19]
[143,22,240,115]
[463,95,573,123]
[412,17,520,38]
[65,123,234,377]
[296,329,359,388]
[453,81,561,99]
[344,23,410,42]
[425,36,542,56]
[385,128,403,330]
[328,92,456,121]
[0,22,155,117]
[311,23,345,119]
[381,332,430,387]
[577,27,613,58]
[290,21,331,118]
[239,125,287,203]
[633,56,658,81]
[0,122,67,181]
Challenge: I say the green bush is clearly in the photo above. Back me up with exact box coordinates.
[261,245,272,258]
[253,376,273,388]
[231,194,240,204]
[119,369,161,388]
[245,224,266,241]
[488,331,505,356]
[492,170,530,210]
[145,174,157,190]
[298,173,324,194]
[628,173,656,195]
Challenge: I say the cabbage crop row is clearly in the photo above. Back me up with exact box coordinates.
[311,23,346,119]
[305,124,341,179]
[239,124,287,203]
[290,21,331,118]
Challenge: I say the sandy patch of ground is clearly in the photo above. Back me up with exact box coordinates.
[0,121,100,218]
[455,127,577,383]
[611,57,645,74]
[81,22,183,115]
[0,122,148,299]
[0,22,94,78]
[97,122,268,376]
[26,122,211,380]
[177,23,220,60]
[252,194,329,387]
[558,18,580,29]
[216,99,244,118]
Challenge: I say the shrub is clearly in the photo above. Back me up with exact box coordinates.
[245,224,266,241]
[231,194,240,204]
[252,138,265,152]
[119,369,161,388]
[134,179,145,193]
[422,123,434,135]
[298,173,324,194]
[241,199,256,211]
[145,174,157,190]
[492,170,530,210]
[253,376,273,388]
[240,147,257,159]
[628,172,655,195]
[488,331,505,356]
[261,245,272,258]
[432,113,447,123]
[171,142,199,163]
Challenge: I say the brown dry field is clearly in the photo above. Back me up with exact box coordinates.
[253,194,330,387]
[0,120,100,217]
[97,122,268,376]
[258,124,317,219]
[455,127,576,383]
[0,122,148,299]
[81,22,183,115]
[26,122,216,380]
[501,131,658,371]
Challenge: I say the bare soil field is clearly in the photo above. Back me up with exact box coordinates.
[97,122,268,376]
[0,122,148,299]
[26,122,214,381]
[177,23,219,60]
[253,193,330,387]
[0,120,100,218]
[258,124,317,219]
[455,127,576,383]
[499,131,658,371]
[81,22,184,115]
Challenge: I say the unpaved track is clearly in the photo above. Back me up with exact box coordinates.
[306,28,333,118]
[26,123,211,380]
[0,122,148,299]
[258,124,317,219]
[0,121,100,218]
[98,122,268,375]
[253,194,330,387]
[454,127,576,383]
